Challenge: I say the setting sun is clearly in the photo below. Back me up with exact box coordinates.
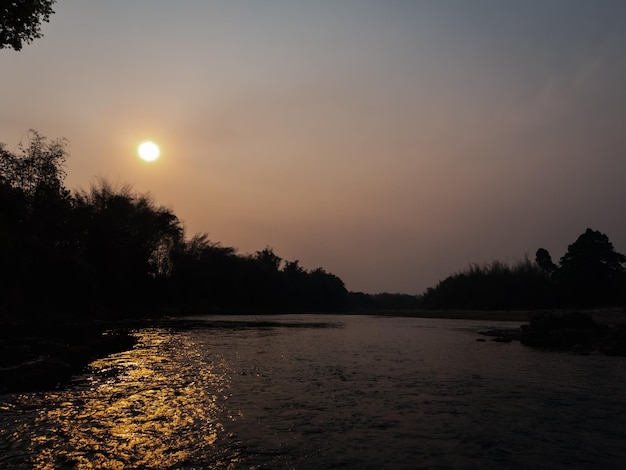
[138,141,160,162]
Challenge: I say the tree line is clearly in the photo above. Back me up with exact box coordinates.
[5,131,620,318]
[0,131,348,319]
[422,228,626,310]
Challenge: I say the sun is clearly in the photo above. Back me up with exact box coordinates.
[138,141,160,162]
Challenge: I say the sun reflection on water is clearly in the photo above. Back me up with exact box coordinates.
[14,329,239,469]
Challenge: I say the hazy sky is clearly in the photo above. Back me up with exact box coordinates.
[2,1,626,294]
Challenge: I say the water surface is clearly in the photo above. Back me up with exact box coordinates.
[1,314,625,469]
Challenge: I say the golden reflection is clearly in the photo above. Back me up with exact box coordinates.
[22,329,236,469]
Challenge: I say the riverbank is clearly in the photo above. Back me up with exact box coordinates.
[2,308,624,394]
[359,309,530,321]
[475,310,626,356]
[359,308,626,325]
[0,318,137,393]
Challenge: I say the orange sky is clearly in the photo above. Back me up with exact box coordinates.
[2,1,626,293]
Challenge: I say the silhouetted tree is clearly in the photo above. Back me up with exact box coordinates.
[0,131,76,316]
[235,247,284,311]
[556,228,626,306]
[73,179,183,310]
[535,248,557,274]
[0,130,67,197]
[305,268,347,312]
[422,258,553,310]
[423,229,626,310]
[169,234,241,312]
[371,292,422,310]
[1,131,351,317]
[0,0,56,51]
[255,247,282,272]
[346,292,422,311]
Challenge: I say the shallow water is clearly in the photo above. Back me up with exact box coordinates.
[1,314,626,469]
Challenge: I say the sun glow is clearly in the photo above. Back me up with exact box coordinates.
[138,141,160,162]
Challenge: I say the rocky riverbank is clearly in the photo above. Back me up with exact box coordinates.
[0,318,137,393]
[480,310,626,356]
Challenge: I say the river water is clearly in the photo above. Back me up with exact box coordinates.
[1,314,626,469]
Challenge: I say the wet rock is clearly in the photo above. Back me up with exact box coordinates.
[476,311,626,356]
[478,328,522,342]
[526,311,599,333]
[491,336,512,343]
[520,311,623,355]
[0,323,137,393]
[0,357,72,392]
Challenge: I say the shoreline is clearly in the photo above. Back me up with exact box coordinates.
[348,310,530,322]
[2,308,624,394]
[0,318,137,394]
[347,309,626,325]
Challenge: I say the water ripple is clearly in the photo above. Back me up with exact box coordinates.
[2,316,626,469]
[1,329,239,469]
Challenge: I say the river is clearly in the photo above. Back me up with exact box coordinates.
[1,314,626,469]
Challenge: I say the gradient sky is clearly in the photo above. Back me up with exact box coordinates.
[2,1,626,294]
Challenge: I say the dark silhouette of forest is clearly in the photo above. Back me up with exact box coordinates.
[422,228,626,310]
[346,291,422,311]
[4,131,626,392]
[3,131,624,321]
[0,132,422,391]
[0,131,349,321]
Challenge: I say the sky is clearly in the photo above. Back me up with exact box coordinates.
[2,1,626,294]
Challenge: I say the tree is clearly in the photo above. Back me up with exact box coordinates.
[422,258,554,310]
[305,268,347,311]
[535,248,557,274]
[0,130,68,198]
[254,247,282,272]
[168,234,241,312]
[0,130,75,315]
[1,1,56,51]
[73,179,183,309]
[557,228,626,306]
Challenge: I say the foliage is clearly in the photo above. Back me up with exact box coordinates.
[0,132,348,317]
[0,0,56,51]
[10,131,624,316]
[0,131,74,315]
[535,248,557,274]
[557,228,626,306]
[422,258,553,310]
[73,179,184,309]
[0,130,67,197]
[168,241,347,314]
[423,228,626,310]
[346,292,422,311]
